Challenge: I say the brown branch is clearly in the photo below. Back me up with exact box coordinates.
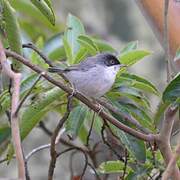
[48,95,73,180]
[86,111,96,146]
[5,49,155,142]
[162,143,180,180]
[0,42,25,179]
[156,106,180,179]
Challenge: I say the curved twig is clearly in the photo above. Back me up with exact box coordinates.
[0,42,25,179]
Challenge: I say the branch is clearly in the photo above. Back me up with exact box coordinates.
[22,43,53,67]
[156,106,180,179]
[5,49,155,142]
[162,143,180,180]
[48,95,73,180]
[86,111,96,146]
[0,42,25,179]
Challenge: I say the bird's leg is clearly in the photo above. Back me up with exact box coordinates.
[92,98,104,115]
[69,83,77,98]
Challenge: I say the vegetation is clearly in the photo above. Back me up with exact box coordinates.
[0,0,179,179]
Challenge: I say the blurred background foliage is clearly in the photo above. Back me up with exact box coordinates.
[0,0,179,179]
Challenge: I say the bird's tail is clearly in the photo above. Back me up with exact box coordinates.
[48,67,64,73]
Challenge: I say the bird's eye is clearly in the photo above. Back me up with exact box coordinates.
[109,59,115,65]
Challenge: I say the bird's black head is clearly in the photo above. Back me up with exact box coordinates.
[95,53,120,67]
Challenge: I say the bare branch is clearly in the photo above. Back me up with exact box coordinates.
[26,144,51,162]
[162,143,180,179]
[157,106,180,179]
[0,42,25,179]
[48,95,73,180]
[86,111,96,147]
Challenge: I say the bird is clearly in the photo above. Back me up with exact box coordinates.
[48,53,125,98]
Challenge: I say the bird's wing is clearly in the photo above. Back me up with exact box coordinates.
[48,57,97,73]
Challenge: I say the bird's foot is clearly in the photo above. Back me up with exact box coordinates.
[69,87,77,98]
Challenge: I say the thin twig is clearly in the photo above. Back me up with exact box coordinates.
[22,43,53,67]
[162,143,180,179]
[0,158,8,164]
[69,150,77,179]
[79,150,88,180]
[87,162,101,180]
[26,144,51,161]
[122,149,128,180]
[101,122,124,161]
[86,111,96,147]
[48,95,73,180]
[15,73,43,115]
[0,41,25,179]
[23,43,68,81]
[39,121,53,136]
[57,147,89,180]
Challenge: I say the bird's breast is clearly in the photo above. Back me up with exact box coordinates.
[65,65,118,98]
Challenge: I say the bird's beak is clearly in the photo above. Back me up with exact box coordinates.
[118,64,127,68]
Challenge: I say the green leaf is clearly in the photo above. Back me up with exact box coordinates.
[115,73,160,96]
[10,0,59,33]
[78,124,89,144]
[163,73,180,103]
[43,0,53,11]
[30,0,55,25]
[108,88,150,109]
[20,87,64,139]
[120,41,138,54]
[119,50,151,66]
[64,14,85,60]
[0,125,11,155]
[98,160,127,174]
[63,37,73,64]
[74,47,88,63]
[123,103,154,131]
[31,36,48,68]
[2,0,22,71]
[112,102,154,131]
[48,46,66,61]
[0,74,40,115]
[154,101,170,125]
[93,39,116,53]
[77,35,99,55]
[0,126,11,144]
[118,130,146,162]
[66,105,88,138]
